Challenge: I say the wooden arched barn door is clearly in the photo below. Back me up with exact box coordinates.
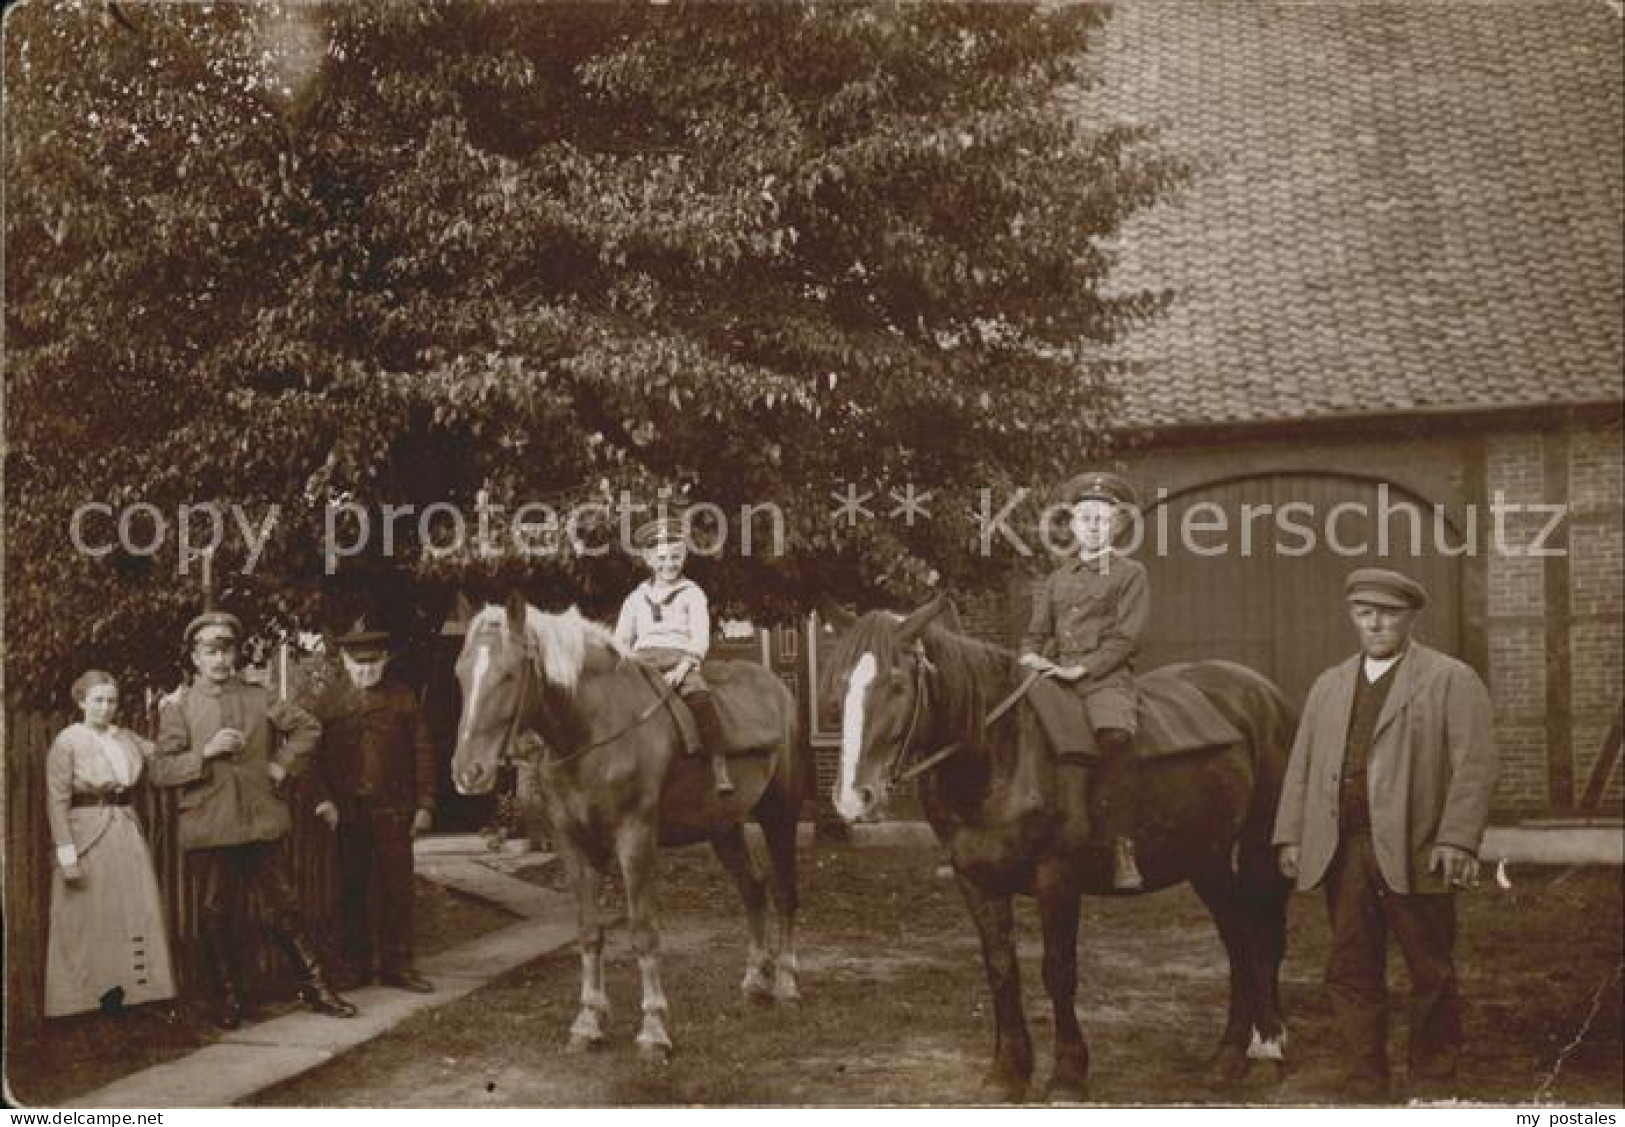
[1132,473,1463,707]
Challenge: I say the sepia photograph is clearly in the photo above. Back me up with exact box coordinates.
[3,0,1621,1112]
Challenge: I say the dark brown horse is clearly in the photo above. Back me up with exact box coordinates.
[821,596,1296,1101]
[451,595,806,1059]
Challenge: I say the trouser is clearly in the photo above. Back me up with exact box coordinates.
[638,648,726,755]
[335,801,416,977]
[191,839,322,993]
[1324,831,1462,1079]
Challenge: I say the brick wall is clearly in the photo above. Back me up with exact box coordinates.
[1485,433,1549,814]
[1568,421,1624,815]
[1485,421,1624,817]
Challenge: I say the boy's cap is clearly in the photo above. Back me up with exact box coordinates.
[1345,567,1428,610]
[185,610,242,647]
[1062,471,1138,508]
[633,517,690,551]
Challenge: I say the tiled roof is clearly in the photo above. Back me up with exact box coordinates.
[1084,0,1624,431]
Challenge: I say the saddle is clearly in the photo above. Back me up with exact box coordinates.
[646,661,783,757]
[1025,666,1242,761]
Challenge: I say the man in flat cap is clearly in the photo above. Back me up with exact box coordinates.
[310,620,437,993]
[1273,568,1497,1098]
[1020,470,1149,890]
[151,611,356,1027]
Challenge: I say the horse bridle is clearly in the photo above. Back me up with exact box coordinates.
[882,643,1043,787]
[490,637,533,783]
[490,638,678,773]
[883,643,940,787]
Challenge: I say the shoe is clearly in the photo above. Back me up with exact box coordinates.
[1409,1045,1459,1082]
[711,753,736,795]
[278,931,358,1018]
[214,986,243,1030]
[299,982,358,1018]
[1338,1071,1392,1102]
[1112,837,1144,891]
[381,968,435,994]
[1408,1052,1459,1088]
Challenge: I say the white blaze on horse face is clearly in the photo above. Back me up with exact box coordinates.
[461,644,490,746]
[836,653,878,821]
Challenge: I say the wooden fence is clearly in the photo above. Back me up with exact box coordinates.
[5,702,338,1034]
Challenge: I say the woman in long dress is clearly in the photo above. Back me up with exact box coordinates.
[45,671,177,1017]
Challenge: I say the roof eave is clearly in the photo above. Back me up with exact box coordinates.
[1113,398,1625,450]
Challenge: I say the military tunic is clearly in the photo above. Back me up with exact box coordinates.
[151,675,323,947]
[1020,551,1149,734]
[152,677,321,850]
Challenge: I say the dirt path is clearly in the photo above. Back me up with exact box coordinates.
[249,845,1623,1107]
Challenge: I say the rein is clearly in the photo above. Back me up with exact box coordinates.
[504,643,678,770]
[886,649,1043,785]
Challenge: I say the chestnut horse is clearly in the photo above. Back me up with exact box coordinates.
[821,596,1296,1100]
[451,595,805,1059]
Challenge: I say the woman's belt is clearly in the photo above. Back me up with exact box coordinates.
[70,790,133,808]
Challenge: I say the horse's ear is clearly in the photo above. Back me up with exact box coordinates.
[939,598,964,634]
[504,590,527,636]
[817,598,857,631]
[895,592,948,646]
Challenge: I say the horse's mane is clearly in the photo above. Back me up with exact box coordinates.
[462,603,627,693]
[820,610,1020,753]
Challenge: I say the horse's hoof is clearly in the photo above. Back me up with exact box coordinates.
[1209,1044,1249,1082]
[1250,1059,1287,1087]
[567,1033,607,1054]
[978,1071,1028,1104]
[636,1038,673,1064]
[1040,1074,1089,1104]
[741,972,775,1006]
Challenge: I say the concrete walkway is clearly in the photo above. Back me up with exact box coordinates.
[68,843,574,1109]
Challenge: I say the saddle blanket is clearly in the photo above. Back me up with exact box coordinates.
[1025,665,1242,760]
[636,660,784,756]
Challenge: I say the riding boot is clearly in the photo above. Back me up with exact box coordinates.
[686,691,735,795]
[1055,754,1092,839]
[1097,728,1143,891]
[200,914,243,1030]
[275,930,358,1018]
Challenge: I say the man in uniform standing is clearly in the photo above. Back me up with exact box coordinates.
[310,621,437,993]
[152,611,357,1028]
[1273,568,1497,1097]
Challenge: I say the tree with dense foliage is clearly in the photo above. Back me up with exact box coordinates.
[3,0,1183,706]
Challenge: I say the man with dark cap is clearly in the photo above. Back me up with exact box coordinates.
[1019,470,1149,890]
[1273,568,1497,1098]
[309,620,437,993]
[151,610,356,1028]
